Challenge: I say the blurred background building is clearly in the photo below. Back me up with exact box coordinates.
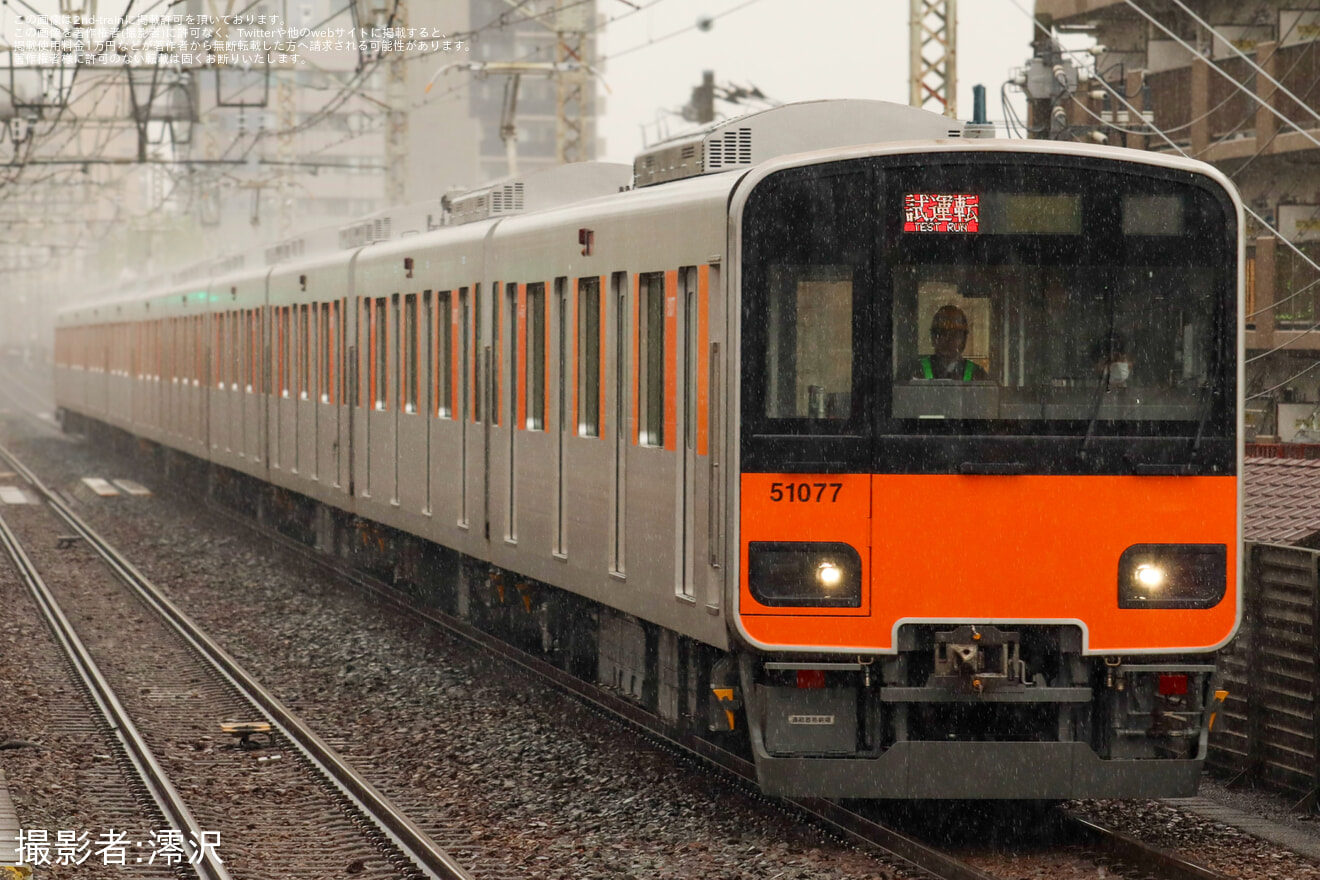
[0,0,600,360]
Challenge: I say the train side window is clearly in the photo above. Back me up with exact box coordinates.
[392,294,403,411]
[475,284,485,424]
[577,276,600,437]
[527,282,546,430]
[248,310,257,392]
[214,317,223,387]
[491,282,498,427]
[229,312,239,390]
[507,282,519,429]
[277,307,288,397]
[404,292,419,413]
[460,287,471,422]
[437,291,453,417]
[321,303,332,403]
[332,299,343,403]
[300,304,311,400]
[683,267,697,451]
[638,271,666,447]
[361,299,371,407]
[764,266,854,419]
[422,291,433,416]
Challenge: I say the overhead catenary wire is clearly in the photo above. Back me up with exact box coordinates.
[1004,0,1320,309]
[1120,0,1320,155]
[1001,0,1320,401]
[1161,0,1320,131]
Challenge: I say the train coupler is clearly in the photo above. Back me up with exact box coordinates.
[930,625,1030,696]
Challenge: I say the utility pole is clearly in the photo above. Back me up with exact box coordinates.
[385,0,409,204]
[277,73,296,235]
[500,73,521,176]
[554,0,589,164]
[909,0,957,118]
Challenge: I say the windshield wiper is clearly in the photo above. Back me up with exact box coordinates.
[1186,382,1215,463]
[1078,368,1110,458]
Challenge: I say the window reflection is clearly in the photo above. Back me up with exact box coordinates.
[764,265,853,419]
[892,264,1214,422]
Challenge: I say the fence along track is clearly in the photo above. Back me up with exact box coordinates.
[0,511,230,880]
[1209,541,1320,805]
[0,441,475,880]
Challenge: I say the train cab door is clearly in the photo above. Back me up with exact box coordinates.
[699,263,725,613]
[679,268,699,602]
[482,342,493,542]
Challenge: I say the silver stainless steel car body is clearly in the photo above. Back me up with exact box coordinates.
[53,99,1245,800]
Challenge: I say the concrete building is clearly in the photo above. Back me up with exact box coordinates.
[1033,0,1320,440]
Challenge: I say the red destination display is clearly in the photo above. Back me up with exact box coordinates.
[904,193,980,233]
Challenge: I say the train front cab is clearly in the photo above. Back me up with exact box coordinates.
[729,144,1242,800]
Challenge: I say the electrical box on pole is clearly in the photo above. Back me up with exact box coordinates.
[689,71,715,124]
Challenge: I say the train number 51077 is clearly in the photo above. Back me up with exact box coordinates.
[768,482,842,503]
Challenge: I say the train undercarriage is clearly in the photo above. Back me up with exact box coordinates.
[740,625,1223,799]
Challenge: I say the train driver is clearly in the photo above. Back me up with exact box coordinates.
[1092,330,1133,389]
[910,305,989,381]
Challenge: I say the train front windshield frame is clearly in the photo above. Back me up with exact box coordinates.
[739,154,1239,476]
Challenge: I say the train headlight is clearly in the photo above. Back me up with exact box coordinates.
[817,561,843,587]
[1134,564,1165,588]
[1118,544,1226,609]
[748,542,862,608]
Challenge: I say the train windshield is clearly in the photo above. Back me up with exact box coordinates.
[740,155,1238,475]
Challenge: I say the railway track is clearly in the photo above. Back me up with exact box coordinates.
[183,467,1239,880]
[0,394,1245,880]
[0,441,481,880]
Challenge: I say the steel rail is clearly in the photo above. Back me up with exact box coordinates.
[196,496,997,880]
[0,442,475,880]
[1060,813,1231,880]
[0,511,231,880]
[0,414,1237,880]
[201,497,1242,880]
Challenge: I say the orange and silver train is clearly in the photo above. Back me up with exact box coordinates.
[55,100,1242,799]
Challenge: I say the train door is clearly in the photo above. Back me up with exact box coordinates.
[268,306,284,470]
[679,267,698,600]
[483,342,493,542]
[610,272,628,575]
[254,307,267,469]
[506,282,518,542]
[337,296,348,490]
[554,278,568,557]
[459,288,470,526]
[704,263,724,612]
[366,294,398,502]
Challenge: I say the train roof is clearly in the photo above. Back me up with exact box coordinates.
[58,100,1244,321]
[632,99,974,187]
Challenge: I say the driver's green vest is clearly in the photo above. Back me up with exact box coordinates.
[920,356,976,381]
